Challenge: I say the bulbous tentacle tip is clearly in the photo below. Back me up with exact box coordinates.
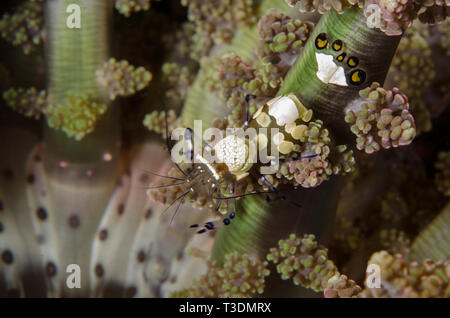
[345,82,417,154]
[97,58,152,101]
[170,252,269,297]
[365,0,418,36]
[3,87,47,120]
[143,109,180,136]
[44,92,108,141]
[0,1,45,54]
[115,0,151,17]
[267,233,339,292]
[286,0,364,14]
[435,151,450,197]
[324,274,361,298]
[359,251,450,297]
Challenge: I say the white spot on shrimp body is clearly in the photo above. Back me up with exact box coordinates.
[268,96,299,126]
[214,135,250,173]
[315,52,348,86]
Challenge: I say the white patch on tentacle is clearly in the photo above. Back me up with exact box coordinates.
[268,96,299,126]
[315,52,348,87]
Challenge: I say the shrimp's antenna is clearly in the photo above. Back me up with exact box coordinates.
[260,175,303,208]
[184,127,195,173]
[244,94,256,127]
[244,94,274,127]
[160,189,192,219]
[170,189,191,225]
[164,111,188,178]
[142,171,202,190]
[212,190,276,200]
[143,181,189,190]
[139,169,186,181]
[192,199,237,234]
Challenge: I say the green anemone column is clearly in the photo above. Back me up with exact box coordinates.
[41,0,118,296]
[44,0,118,181]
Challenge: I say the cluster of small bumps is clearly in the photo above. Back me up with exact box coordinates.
[215,53,257,126]
[96,58,152,101]
[218,53,255,105]
[418,0,450,24]
[163,22,197,61]
[329,216,365,252]
[257,9,314,68]
[2,87,108,141]
[245,97,356,189]
[3,87,47,119]
[44,93,107,141]
[345,82,416,154]
[438,18,450,56]
[290,147,354,188]
[143,109,181,137]
[359,251,450,297]
[214,6,316,127]
[181,0,256,60]
[367,0,417,36]
[147,165,218,210]
[161,63,195,106]
[323,274,362,298]
[266,233,338,291]
[278,120,354,188]
[171,252,269,297]
[250,9,314,100]
[204,9,315,128]
[115,0,151,17]
[0,1,45,54]
[146,167,187,205]
[389,22,435,133]
[379,228,411,255]
[286,0,364,14]
[435,151,450,196]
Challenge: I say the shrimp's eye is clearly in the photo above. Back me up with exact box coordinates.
[315,33,328,50]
